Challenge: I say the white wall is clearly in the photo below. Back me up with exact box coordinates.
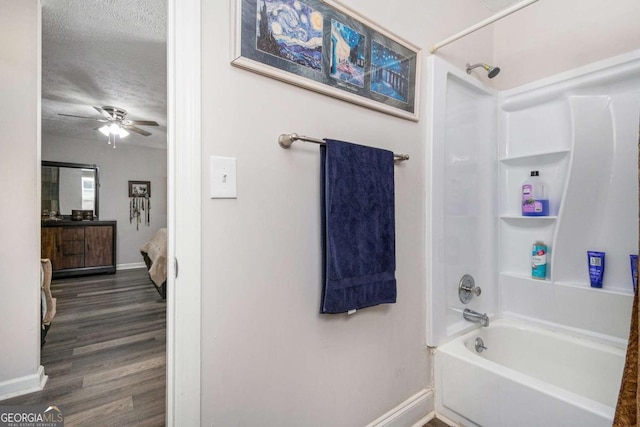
[42,135,167,266]
[200,0,493,425]
[492,0,640,89]
[0,0,42,395]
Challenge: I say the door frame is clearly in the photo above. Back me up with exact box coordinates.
[166,0,202,425]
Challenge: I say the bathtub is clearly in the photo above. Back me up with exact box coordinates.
[434,319,626,427]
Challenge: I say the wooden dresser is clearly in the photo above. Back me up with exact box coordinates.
[41,220,117,278]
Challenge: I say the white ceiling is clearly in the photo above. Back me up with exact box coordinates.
[41,0,167,149]
[480,0,522,12]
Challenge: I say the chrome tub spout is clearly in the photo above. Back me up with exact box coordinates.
[463,308,490,327]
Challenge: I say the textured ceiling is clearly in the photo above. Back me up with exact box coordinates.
[42,0,167,149]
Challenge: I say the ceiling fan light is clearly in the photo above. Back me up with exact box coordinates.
[98,125,110,136]
[109,123,120,135]
[118,128,130,138]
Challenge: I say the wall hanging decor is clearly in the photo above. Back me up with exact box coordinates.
[128,180,151,230]
[231,0,421,121]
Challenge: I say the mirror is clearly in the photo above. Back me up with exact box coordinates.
[42,161,99,218]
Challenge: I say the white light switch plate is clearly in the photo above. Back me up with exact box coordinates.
[210,156,237,199]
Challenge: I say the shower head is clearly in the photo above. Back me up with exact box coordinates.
[466,63,501,78]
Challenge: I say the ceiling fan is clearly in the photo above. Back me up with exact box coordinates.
[59,106,159,137]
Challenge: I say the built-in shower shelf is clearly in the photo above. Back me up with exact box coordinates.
[500,275,634,296]
[500,272,551,284]
[500,149,570,163]
[554,281,634,297]
[500,215,558,221]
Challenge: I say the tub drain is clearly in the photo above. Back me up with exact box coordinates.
[475,337,488,353]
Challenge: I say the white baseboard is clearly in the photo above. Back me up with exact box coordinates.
[0,365,47,401]
[116,262,146,271]
[367,389,434,427]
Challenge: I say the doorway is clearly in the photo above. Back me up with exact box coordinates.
[38,0,168,423]
[0,0,201,425]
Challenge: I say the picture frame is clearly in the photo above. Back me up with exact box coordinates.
[231,0,421,121]
[128,180,151,197]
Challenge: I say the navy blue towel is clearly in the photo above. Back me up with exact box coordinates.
[320,139,397,314]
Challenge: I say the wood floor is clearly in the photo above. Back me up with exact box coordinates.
[4,268,166,426]
[424,417,452,427]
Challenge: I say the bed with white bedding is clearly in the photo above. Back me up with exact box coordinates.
[140,227,167,298]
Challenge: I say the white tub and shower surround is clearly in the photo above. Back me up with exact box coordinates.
[435,319,625,427]
[426,55,498,347]
[428,50,640,426]
[498,51,640,339]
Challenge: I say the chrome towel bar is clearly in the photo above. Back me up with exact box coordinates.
[278,133,410,162]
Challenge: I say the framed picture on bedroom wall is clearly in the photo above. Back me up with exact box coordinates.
[129,180,151,197]
[231,0,421,121]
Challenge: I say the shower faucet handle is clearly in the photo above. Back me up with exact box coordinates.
[458,274,481,304]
